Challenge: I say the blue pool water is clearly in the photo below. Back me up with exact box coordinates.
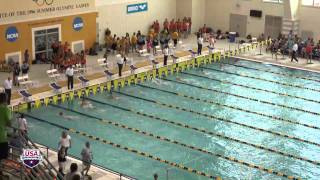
[21,58,320,180]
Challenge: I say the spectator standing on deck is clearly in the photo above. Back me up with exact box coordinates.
[24,49,30,63]
[65,163,81,180]
[117,54,124,77]
[13,62,20,86]
[3,77,12,105]
[81,142,93,176]
[306,43,313,64]
[58,131,72,155]
[291,42,299,63]
[17,114,28,137]
[21,62,29,75]
[66,66,74,90]
[163,45,169,66]
[197,33,203,55]
[0,93,11,178]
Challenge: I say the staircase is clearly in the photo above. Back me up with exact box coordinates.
[1,128,62,180]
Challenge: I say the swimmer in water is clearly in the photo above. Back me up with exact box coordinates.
[200,69,210,76]
[58,112,77,120]
[80,99,94,109]
[108,91,120,100]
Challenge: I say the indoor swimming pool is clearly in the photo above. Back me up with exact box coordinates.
[21,58,320,180]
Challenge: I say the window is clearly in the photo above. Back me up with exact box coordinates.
[263,0,283,3]
[302,0,320,7]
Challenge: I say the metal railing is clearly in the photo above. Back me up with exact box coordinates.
[4,126,63,180]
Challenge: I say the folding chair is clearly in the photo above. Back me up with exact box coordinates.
[104,70,114,80]
[49,82,62,93]
[188,50,197,58]
[78,76,90,87]
[130,65,138,74]
[97,58,108,69]
[47,69,60,81]
[17,74,33,89]
[171,55,179,64]
[18,89,32,102]
[207,45,214,54]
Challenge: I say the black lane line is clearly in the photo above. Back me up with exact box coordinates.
[160,78,320,116]
[49,104,300,179]
[219,62,320,83]
[181,71,320,104]
[110,91,320,166]
[202,67,320,93]
[23,113,219,180]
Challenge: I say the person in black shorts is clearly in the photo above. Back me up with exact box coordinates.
[0,92,11,177]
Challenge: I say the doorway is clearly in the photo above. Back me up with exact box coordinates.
[229,14,247,37]
[264,15,282,39]
[32,25,61,63]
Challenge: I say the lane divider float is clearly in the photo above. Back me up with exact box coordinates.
[161,78,320,116]
[49,104,302,180]
[23,113,221,180]
[110,92,320,166]
[220,62,320,83]
[203,67,320,93]
[182,72,320,104]
[137,83,320,147]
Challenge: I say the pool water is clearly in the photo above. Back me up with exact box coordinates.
[22,58,320,180]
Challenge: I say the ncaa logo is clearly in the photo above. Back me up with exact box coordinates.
[6,26,19,42]
[73,17,84,31]
[20,149,43,168]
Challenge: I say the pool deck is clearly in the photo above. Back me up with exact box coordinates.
[3,35,320,180]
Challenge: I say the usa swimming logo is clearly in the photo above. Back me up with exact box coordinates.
[6,26,19,42]
[20,149,43,168]
[73,17,84,31]
[33,0,54,6]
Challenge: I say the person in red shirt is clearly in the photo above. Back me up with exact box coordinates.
[154,20,160,34]
[163,18,169,31]
[306,43,313,64]
[176,19,181,33]
[169,19,176,33]
[182,21,188,38]
[188,17,192,34]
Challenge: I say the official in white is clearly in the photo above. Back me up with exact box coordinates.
[3,77,12,105]
[65,66,74,90]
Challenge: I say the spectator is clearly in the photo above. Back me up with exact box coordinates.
[172,30,179,47]
[21,61,29,75]
[66,66,74,90]
[81,142,93,176]
[58,146,67,176]
[3,77,12,105]
[65,163,81,180]
[59,131,72,155]
[163,18,169,30]
[197,33,203,55]
[131,32,137,53]
[306,43,313,64]
[24,49,30,63]
[17,114,28,137]
[117,54,124,77]
[163,45,169,66]
[291,42,299,63]
[72,174,81,180]
[0,92,11,177]
[13,62,20,86]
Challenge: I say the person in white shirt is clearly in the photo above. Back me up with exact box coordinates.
[197,33,204,55]
[17,114,28,137]
[3,77,12,105]
[291,42,299,62]
[59,131,72,155]
[163,45,169,66]
[65,66,74,90]
[117,54,124,77]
